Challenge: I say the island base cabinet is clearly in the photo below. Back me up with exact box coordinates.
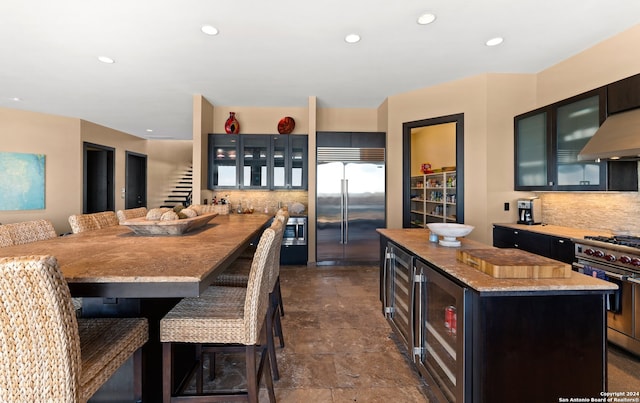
[471,294,607,402]
[414,260,470,403]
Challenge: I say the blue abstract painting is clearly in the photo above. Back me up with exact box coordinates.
[0,152,45,210]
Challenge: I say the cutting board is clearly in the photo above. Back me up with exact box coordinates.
[456,248,572,279]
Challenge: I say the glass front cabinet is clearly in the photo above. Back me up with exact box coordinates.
[208,134,307,190]
[209,135,240,189]
[514,88,606,191]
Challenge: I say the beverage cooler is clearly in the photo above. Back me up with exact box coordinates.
[382,243,414,349]
[383,242,470,403]
[414,259,470,403]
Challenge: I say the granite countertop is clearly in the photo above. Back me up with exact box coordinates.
[0,214,271,298]
[492,223,612,239]
[378,228,617,295]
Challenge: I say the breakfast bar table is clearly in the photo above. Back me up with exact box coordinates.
[0,213,271,402]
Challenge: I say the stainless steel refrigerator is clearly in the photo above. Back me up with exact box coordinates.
[316,147,385,264]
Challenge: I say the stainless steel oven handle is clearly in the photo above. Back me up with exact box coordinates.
[573,262,628,280]
[602,270,627,280]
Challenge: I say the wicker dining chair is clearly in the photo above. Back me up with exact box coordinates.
[116,207,148,223]
[0,225,13,247]
[0,255,149,403]
[211,211,288,380]
[160,224,278,403]
[2,219,57,245]
[69,211,118,233]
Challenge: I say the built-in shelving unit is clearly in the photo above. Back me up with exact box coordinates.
[410,171,457,228]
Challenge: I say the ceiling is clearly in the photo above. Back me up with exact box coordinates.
[1,1,640,140]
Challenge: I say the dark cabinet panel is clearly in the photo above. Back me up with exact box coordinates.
[514,89,607,191]
[208,134,307,190]
[492,225,575,264]
[607,73,640,114]
[208,135,240,189]
[317,131,385,148]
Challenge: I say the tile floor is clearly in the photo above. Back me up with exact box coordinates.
[196,264,640,402]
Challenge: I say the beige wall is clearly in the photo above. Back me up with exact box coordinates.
[0,108,81,233]
[0,107,192,234]
[384,75,493,241]
[4,24,640,245]
[146,140,193,208]
[529,24,640,233]
[410,123,456,175]
[316,108,379,132]
[381,25,640,244]
[80,120,148,212]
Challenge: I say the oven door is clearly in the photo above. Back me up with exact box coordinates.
[573,260,632,336]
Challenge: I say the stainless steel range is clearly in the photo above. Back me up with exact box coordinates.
[573,235,640,356]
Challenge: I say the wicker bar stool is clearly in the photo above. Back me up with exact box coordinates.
[116,207,148,223]
[0,255,149,403]
[212,211,288,380]
[160,223,279,403]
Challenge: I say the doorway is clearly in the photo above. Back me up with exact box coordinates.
[402,113,465,227]
[83,142,115,214]
[125,151,147,209]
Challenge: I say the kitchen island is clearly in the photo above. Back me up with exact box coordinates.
[378,228,617,403]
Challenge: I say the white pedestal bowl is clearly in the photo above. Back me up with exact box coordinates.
[427,223,475,247]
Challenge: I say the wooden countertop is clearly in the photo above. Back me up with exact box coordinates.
[492,223,612,239]
[378,228,617,295]
[0,213,271,298]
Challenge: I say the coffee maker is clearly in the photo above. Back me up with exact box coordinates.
[517,197,542,225]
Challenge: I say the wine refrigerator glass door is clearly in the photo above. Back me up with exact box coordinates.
[383,242,414,353]
[415,259,468,403]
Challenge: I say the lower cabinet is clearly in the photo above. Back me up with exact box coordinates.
[381,239,606,403]
[492,225,574,264]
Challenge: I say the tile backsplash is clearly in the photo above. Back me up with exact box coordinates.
[200,189,309,215]
[539,192,640,234]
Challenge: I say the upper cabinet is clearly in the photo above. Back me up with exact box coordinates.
[208,134,308,190]
[554,90,606,190]
[209,135,240,189]
[515,88,609,191]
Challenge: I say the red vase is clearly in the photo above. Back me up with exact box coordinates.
[225,112,240,134]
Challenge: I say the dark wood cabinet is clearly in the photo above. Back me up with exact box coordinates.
[515,75,640,192]
[316,131,385,148]
[208,134,307,190]
[607,73,640,114]
[492,225,574,264]
[514,89,607,191]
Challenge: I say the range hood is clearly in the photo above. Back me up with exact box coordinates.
[578,108,640,160]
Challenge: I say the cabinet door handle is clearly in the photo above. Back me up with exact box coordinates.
[558,239,565,244]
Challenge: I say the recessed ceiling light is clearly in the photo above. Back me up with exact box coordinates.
[486,37,504,47]
[98,56,115,64]
[146,129,153,132]
[201,25,219,36]
[417,13,436,25]
[345,33,361,44]
[9,97,22,102]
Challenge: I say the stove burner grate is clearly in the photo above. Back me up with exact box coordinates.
[584,235,640,249]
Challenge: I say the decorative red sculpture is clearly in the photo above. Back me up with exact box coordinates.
[277,116,295,134]
[225,112,240,134]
